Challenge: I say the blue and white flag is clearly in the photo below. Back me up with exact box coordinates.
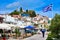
[43,4,52,12]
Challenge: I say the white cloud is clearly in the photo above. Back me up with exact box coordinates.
[6,2,20,8]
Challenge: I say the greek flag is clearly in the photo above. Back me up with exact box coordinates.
[43,4,52,12]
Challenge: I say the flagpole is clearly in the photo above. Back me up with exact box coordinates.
[52,10,53,19]
[52,4,53,19]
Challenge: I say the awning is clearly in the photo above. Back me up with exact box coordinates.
[25,25,34,29]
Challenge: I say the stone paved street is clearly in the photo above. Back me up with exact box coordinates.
[23,34,47,40]
[23,32,48,40]
[8,32,48,40]
[8,38,23,40]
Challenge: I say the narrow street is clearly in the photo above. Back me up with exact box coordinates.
[8,32,48,40]
[23,32,48,40]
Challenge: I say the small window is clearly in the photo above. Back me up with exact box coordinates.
[41,25,42,27]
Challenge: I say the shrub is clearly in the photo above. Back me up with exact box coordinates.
[46,33,53,40]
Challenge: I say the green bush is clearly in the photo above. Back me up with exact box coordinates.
[15,28,21,37]
[46,33,53,40]
[46,36,53,40]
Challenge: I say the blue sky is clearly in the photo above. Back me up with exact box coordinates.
[0,0,60,18]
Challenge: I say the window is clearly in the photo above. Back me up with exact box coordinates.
[41,25,42,27]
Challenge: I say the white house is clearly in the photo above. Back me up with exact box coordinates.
[3,15,17,24]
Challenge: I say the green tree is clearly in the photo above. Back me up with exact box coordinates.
[31,11,36,17]
[47,14,60,40]
[26,9,28,13]
[10,10,19,15]
[51,14,60,38]
[28,10,33,14]
[28,10,36,17]
[20,7,23,13]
